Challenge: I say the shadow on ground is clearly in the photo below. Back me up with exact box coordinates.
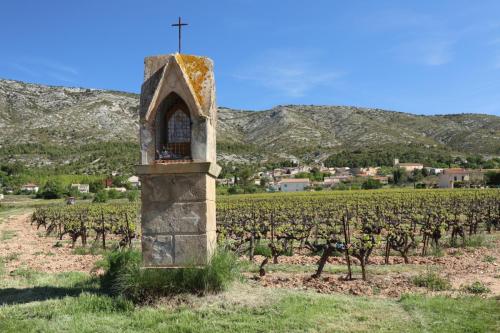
[0,283,101,305]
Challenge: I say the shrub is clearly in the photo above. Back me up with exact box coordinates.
[100,248,239,303]
[412,269,451,291]
[254,243,272,258]
[37,179,65,199]
[464,235,490,248]
[127,190,139,202]
[93,190,108,203]
[362,178,382,190]
[463,281,490,294]
[483,255,496,263]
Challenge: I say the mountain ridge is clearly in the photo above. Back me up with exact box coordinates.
[0,78,499,172]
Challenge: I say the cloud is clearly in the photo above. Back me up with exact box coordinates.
[393,38,454,66]
[234,50,341,98]
[8,57,78,82]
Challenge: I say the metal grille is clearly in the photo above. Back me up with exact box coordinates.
[165,109,191,159]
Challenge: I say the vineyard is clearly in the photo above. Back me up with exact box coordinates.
[218,189,500,280]
[31,203,138,249]
[31,189,500,280]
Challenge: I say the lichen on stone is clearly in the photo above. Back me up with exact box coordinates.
[175,54,209,109]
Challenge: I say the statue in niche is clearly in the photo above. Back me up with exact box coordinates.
[157,102,192,161]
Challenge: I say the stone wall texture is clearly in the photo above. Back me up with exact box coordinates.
[140,170,216,267]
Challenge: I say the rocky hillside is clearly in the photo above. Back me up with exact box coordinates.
[0,79,499,169]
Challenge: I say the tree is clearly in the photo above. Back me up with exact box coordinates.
[0,162,25,176]
[409,169,424,188]
[485,171,500,186]
[362,178,382,189]
[38,179,65,199]
[392,168,405,185]
[93,190,108,203]
[89,180,105,193]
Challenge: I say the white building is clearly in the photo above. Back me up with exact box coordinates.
[394,159,424,172]
[105,187,127,192]
[216,178,235,186]
[71,184,90,193]
[278,178,310,192]
[0,193,4,201]
[21,183,39,193]
[127,176,141,188]
[438,169,470,188]
[425,167,444,175]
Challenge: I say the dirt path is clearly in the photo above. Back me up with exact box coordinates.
[0,212,100,274]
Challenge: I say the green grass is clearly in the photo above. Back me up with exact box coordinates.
[462,281,491,294]
[3,252,20,262]
[0,267,498,332]
[483,255,496,263]
[0,230,17,241]
[463,234,493,248]
[99,248,240,303]
[412,270,451,291]
[0,284,498,332]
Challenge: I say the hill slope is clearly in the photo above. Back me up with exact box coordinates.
[0,79,499,172]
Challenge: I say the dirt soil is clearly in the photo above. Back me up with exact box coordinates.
[248,243,500,298]
[0,213,100,274]
[1,212,499,298]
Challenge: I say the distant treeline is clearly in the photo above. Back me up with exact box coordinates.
[323,144,500,169]
[0,141,139,176]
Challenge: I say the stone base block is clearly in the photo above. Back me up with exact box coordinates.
[142,235,173,267]
[140,173,215,202]
[142,200,215,234]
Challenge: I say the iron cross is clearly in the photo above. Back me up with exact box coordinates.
[171,17,188,54]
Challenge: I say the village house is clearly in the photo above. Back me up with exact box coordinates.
[323,177,340,187]
[216,178,235,186]
[334,167,352,176]
[127,176,141,188]
[323,175,353,187]
[425,167,444,175]
[273,168,285,177]
[278,178,310,192]
[351,167,379,177]
[70,184,90,193]
[21,183,39,193]
[438,168,475,188]
[394,159,424,172]
[0,193,4,201]
[372,176,389,184]
[105,187,127,193]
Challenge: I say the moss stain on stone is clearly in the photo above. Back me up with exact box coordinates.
[175,54,209,109]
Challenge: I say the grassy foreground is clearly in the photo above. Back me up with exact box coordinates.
[0,271,498,333]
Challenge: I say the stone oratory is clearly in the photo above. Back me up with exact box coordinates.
[136,53,220,267]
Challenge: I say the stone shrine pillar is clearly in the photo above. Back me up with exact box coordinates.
[136,53,220,267]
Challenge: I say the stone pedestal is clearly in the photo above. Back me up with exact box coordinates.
[137,162,220,267]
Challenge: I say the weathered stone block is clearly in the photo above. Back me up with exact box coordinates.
[142,235,174,266]
[174,232,216,265]
[141,200,216,234]
[141,173,214,203]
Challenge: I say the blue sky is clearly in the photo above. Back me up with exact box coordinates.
[1,1,500,115]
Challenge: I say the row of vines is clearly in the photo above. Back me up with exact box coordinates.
[31,189,500,280]
[217,189,500,280]
[32,203,138,249]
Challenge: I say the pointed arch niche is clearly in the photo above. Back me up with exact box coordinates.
[154,92,192,160]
